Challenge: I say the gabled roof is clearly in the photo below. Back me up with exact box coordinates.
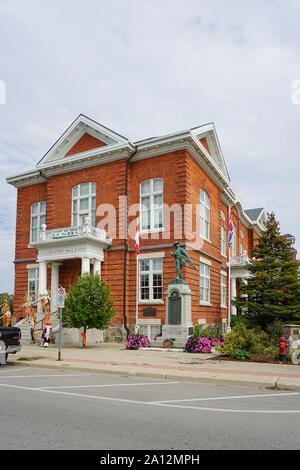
[190,123,230,183]
[244,208,264,222]
[37,114,129,168]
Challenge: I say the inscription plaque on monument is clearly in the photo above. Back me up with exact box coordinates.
[168,290,181,325]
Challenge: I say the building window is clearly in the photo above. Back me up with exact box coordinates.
[221,226,226,257]
[140,178,163,231]
[30,202,46,243]
[139,258,163,302]
[28,267,39,301]
[221,273,227,307]
[72,182,96,227]
[200,262,210,303]
[231,223,236,257]
[240,243,245,256]
[220,210,226,221]
[139,324,161,340]
[200,189,210,240]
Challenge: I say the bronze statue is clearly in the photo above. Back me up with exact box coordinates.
[170,242,197,283]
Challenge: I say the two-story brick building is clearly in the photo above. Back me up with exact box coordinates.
[7,114,266,341]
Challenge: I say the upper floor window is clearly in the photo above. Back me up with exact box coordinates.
[140,178,163,231]
[200,189,210,240]
[72,182,96,227]
[231,223,236,257]
[30,202,46,243]
[221,226,226,257]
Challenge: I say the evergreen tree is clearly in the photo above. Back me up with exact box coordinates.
[232,212,300,327]
[62,274,115,345]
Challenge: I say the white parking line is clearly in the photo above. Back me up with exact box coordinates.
[0,373,92,379]
[0,367,33,374]
[37,381,178,390]
[150,391,300,404]
[0,381,299,414]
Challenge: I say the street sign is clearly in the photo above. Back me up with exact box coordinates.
[57,287,65,362]
[57,287,65,308]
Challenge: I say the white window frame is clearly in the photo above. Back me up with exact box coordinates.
[240,243,245,256]
[27,266,39,302]
[231,223,237,257]
[30,201,46,243]
[140,178,163,233]
[138,320,162,340]
[221,226,227,257]
[72,182,96,227]
[139,257,163,304]
[200,258,211,305]
[221,271,227,308]
[200,189,210,241]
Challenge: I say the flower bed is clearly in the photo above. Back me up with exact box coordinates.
[125,335,150,350]
[185,335,224,354]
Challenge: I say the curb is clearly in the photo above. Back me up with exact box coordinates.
[8,359,300,391]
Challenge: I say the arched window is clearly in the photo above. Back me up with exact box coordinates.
[140,178,163,231]
[200,189,210,240]
[30,201,46,242]
[72,182,96,227]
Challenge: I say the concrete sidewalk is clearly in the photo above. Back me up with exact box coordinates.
[8,343,300,390]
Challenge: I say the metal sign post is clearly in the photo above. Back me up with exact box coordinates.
[57,287,65,361]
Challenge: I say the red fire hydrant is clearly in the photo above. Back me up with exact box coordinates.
[81,332,86,347]
[277,336,289,363]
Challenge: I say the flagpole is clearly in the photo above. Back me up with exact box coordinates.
[227,206,232,333]
[136,254,139,334]
[135,217,140,334]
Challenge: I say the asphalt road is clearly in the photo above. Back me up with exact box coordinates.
[0,364,299,450]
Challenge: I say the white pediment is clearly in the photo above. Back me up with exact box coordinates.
[37,114,129,168]
[191,124,230,183]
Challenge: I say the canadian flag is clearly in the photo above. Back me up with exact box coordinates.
[135,218,140,256]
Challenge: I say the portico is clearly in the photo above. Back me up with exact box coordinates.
[228,254,250,316]
[30,221,111,315]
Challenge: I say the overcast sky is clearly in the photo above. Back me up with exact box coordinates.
[0,0,300,293]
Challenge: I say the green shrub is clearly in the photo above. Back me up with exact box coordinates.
[219,324,269,357]
[232,349,251,360]
[267,320,285,345]
[230,315,258,329]
[193,324,222,339]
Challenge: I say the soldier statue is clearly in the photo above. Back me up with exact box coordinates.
[170,242,197,282]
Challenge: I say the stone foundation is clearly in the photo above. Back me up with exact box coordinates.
[283,325,300,352]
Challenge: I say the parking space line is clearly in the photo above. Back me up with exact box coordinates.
[37,381,178,390]
[0,381,299,414]
[0,367,33,374]
[150,391,300,404]
[0,373,92,379]
[152,402,300,414]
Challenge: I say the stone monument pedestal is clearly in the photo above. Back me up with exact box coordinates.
[151,280,194,349]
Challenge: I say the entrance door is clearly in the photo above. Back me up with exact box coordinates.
[168,290,181,325]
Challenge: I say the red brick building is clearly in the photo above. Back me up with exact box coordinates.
[7,115,266,341]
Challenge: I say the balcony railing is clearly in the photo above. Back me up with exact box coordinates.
[229,254,249,266]
[38,223,109,243]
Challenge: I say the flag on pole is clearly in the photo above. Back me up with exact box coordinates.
[228,208,234,247]
[135,218,140,256]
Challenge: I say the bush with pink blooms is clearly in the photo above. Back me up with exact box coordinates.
[185,335,224,353]
[125,334,151,350]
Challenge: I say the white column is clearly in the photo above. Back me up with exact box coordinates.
[81,258,91,275]
[39,261,48,295]
[93,259,101,277]
[231,278,237,316]
[50,263,60,313]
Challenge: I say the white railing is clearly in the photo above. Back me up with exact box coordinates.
[230,254,249,266]
[39,224,107,242]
